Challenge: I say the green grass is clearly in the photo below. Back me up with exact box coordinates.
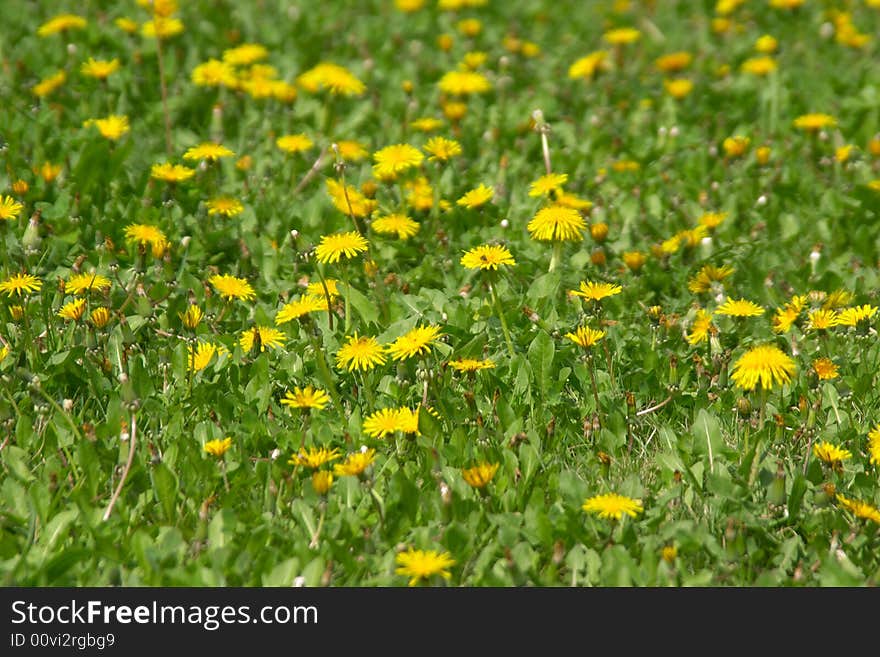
[1,0,880,586]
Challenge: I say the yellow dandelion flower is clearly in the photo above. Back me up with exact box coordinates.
[289,446,341,470]
[191,59,238,88]
[698,212,728,229]
[281,386,330,411]
[372,143,424,181]
[206,197,244,217]
[457,183,494,209]
[449,358,495,372]
[32,70,67,97]
[222,43,269,66]
[603,27,641,45]
[150,162,195,183]
[141,17,184,39]
[386,325,443,361]
[528,173,568,198]
[423,137,462,163]
[741,56,777,76]
[0,273,42,297]
[276,134,313,154]
[837,305,877,327]
[582,492,644,520]
[275,294,327,325]
[83,115,130,140]
[686,309,716,345]
[204,437,232,457]
[806,309,840,331]
[554,192,593,211]
[0,196,24,221]
[410,117,445,132]
[81,58,121,80]
[306,279,340,300]
[867,425,880,466]
[296,62,365,96]
[335,140,369,162]
[333,448,376,477]
[812,358,839,380]
[460,244,515,270]
[438,70,491,95]
[240,326,286,353]
[183,142,234,161]
[336,333,387,372]
[655,51,692,73]
[570,280,622,302]
[314,231,369,264]
[461,462,499,489]
[622,251,647,272]
[65,272,110,295]
[325,179,377,219]
[371,214,420,240]
[36,162,62,183]
[793,113,837,131]
[37,14,86,37]
[115,17,139,33]
[836,494,880,524]
[188,342,225,372]
[664,78,694,99]
[565,326,606,348]
[395,548,456,586]
[568,51,609,80]
[813,441,852,465]
[823,289,853,310]
[363,408,405,438]
[722,135,750,158]
[179,305,203,329]
[527,205,586,242]
[209,274,256,301]
[730,344,796,391]
[89,307,112,329]
[57,298,87,321]
[311,471,334,495]
[714,298,764,317]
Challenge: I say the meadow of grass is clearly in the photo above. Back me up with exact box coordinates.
[1,0,880,587]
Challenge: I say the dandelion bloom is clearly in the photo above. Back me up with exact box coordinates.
[37,162,62,183]
[289,446,341,469]
[655,51,692,73]
[83,115,130,140]
[806,309,840,331]
[334,140,369,162]
[209,274,255,301]
[423,137,462,162]
[568,51,608,79]
[307,279,340,300]
[837,305,876,327]
[457,183,494,209]
[741,56,777,76]
[722,135,750,158]
[0,196,24,221]
[183,142,234,161]
[336,333,387,372]
[812,358,839,380]
[326,179,377,218]
[835,494,880,524]
[437,70,491,95]
[582,493,644,520]
[386,324,443,361]
[372,144,424,181]
[311,471,334,495]
[698,212,728,230]
[449,358,495,372]
[37,14,86,37]
[65,272,110,295]
[867,425,880,466]
[281,386,330,411]
[204,437,233,457]
[371,214,420,240]
[81,58,121,80]
[276,134,314,154]
[141,17,185,40]
[334,448,376,477]
[188,342,225,372]
[90,307,111,329]
[664,78,694,99]
[714,298,764,317]
[772,307,800,334]
[528,173,568,198]
[115,17,138,33]
[554,192,593,211]
[395,548,456,586]
[570,281,622,302]
[730,344,796,391]
[461,462,500,489]
[0,273,42,297]
[410,117,445,132]
[603,27,641,45]
[222,43,269,66]
[191,59,238,87]
[179,305,203,329]
[622,251,647,271]
[793,113,837,131]
[240,326,286,352]
[57,298,87,321]
[206,197,244,217]
[275,294,327,325]
[296,62,365,96]
[686,309,716,345]
[314,231,369,264]
[150,162,195,183]
[32,71,67,97]
[363,408,407,438]
[565,326,606,348]
[460,244,515,270]
[527,205,586,242]
[813,441,852,466]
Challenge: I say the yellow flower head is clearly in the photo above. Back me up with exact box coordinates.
[141,17,185,39]
[457,183,495,209]
[334,448,376,477]
[204,437,233,458]
[371,214,420,240]
[565,326,606,348]
[837,304,877,327]
[867,425,880,467]
[664,78,694,99]
[335,140,369,162]
[372,143,424,181]
[582,492,644,520]
[622,251,648,272]
[460,244,515,270]
[714,298,764,318]
[325,179,378,219]
[150,162,196,183]
[65,272,111,296]
[461,462,500,489]
[570,281,622,302]
[314,231,369,264]
[741,56,777,76]
[448,358,495,372]
[275,294,328,325]
[793,113,837,131]
[836,494,880,524]
[281,386,330,411]
[438,70,491,95]
[206,197,244,217]
[57,298,87,321]
[188,342,226,372]
[805,309,840,331]
[336,333,387,372]
[730,344,796,391]
[89,307,112,329]
[395,548,455,586]
[191,59,238,88]
[209,273,256,301]
[311,471,334,495]
[603,27,641,45]
[179,305,203,329]
[686,309,716,345]
[528,173,568,198]
[276,134,314,154]
[0,273,42,297]
[223,43,269,66]
[296,62,365,96]
[84,115,130,140]
[387,324,443,361]
[38,14,87,37]
[239,326,286,353]
[812,358,839,380]
[183,142,235,161]
[568,51,609,80]
[0,196,24,221]
[722,135,750,158]
[813,441,852,465]
[423,137,462,163]
[32,70,67,97]
[289,446,341,469]
[527,205,586,242]
[81,58,121,79]
[655,51,692,73]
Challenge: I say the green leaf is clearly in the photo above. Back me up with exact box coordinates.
[527,331,555,398]
[342,283,379,326]
[151,463,179,523]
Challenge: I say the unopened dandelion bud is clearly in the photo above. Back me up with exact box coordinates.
[590,222,609,242]
[12,180,28,195]
[625,391,636,415]
[90,307,111,328]
[736,397,751,416]
[590,248,606,266]
[401,79,414,94]
[360,180,378,198]
[10,305,24,320]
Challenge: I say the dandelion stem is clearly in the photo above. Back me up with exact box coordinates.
[588,351,602,428]
[487,276,515,358]
[548,241,563,273]
[309,502,326,549]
